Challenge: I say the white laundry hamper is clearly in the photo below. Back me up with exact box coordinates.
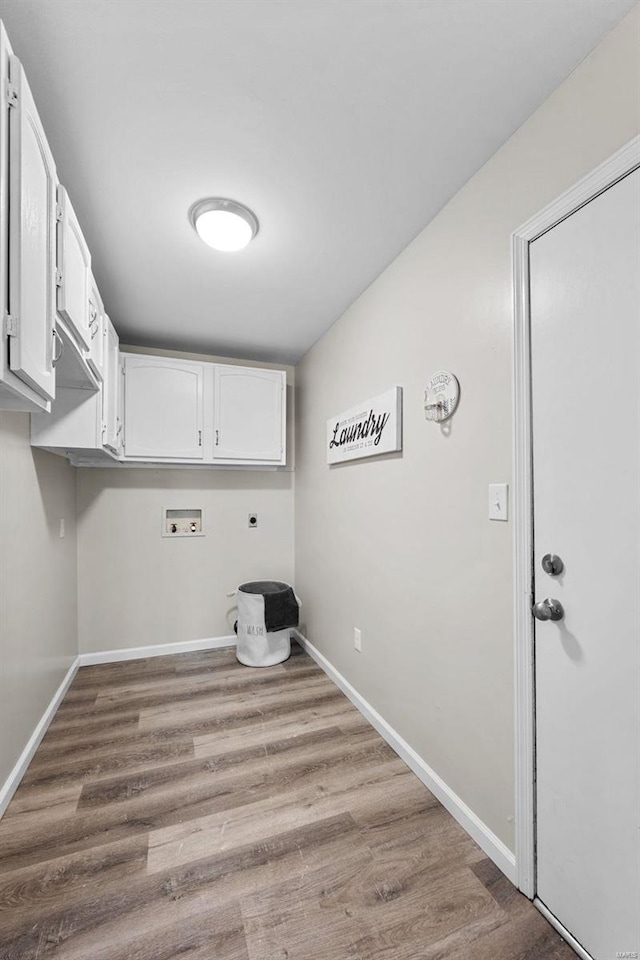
[230,581,300,667]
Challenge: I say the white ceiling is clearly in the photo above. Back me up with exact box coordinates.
[0,0,635,363]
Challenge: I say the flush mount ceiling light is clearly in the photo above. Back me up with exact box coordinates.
[189,198,259,252]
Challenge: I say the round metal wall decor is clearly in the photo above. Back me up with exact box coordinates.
[424,371,460,422]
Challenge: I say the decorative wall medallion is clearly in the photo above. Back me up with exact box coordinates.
[424,371,460,422]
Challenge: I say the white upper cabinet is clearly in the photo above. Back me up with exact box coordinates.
[31,313,121,461]
[31,348,289,468]
[6,54,57,403]
[56,185,91,351]
[213,365,285,463]
[102,317,121,454]
[123,354,204,460]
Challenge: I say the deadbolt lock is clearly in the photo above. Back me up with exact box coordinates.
[541,553,564,576]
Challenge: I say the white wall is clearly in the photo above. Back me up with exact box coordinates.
[77,347,295,654]
[0,413,77,787]
[294,6,640,852]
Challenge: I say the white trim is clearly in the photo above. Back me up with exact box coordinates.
[512,135,640,896]
[515,136,640,245]
[78,635,236,666]
[534,899,594,960]
[293,629,516,884]
[0,656,80,818]
[512,228,536,898]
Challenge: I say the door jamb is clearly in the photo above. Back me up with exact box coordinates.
[512,135,640,897]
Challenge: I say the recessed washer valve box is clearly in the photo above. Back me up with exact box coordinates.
[162,508,204,537]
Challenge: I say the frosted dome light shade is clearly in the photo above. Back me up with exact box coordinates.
[195,209,252,251]
[189,198,259,252]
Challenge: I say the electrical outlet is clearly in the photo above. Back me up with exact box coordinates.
[248,513,258,528]
[354,627,362,652]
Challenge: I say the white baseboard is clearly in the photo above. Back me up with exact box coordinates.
[0,656,80,818]
[293,630,517,885]
[78,635,237,666]
[534,899,593,960]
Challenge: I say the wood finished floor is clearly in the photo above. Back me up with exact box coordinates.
[0,643,576,960]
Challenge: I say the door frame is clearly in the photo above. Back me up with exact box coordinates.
[512,135,640,900]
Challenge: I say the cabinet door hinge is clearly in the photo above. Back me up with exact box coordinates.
[6,82,18,109]
[55,269,63,287]
[5,314,18,337]
[55,203,63,223]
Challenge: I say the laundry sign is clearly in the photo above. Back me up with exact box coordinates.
[326,387,402,464]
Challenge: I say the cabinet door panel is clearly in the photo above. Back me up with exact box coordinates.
[8,56,56,401]
[124,356,204,460]
[57,186,91,350]
[214,366,284,462]
[87,276,104,380]
[102,318,121,453]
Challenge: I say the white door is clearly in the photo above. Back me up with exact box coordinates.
[7,56,57,401]
[123,355,204,460]
[530,167,640,960]
[56,186,91,351]
[213,365,285,462]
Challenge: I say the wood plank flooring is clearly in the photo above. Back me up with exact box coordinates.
[0,643,576,959]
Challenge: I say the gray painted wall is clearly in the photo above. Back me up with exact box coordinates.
[0,413,77,787]
[77,466,294,652]
[294,7,640,852]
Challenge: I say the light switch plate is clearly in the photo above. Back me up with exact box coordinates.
[489,483,509,521]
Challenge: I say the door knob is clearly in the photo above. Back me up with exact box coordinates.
[533,598,564,622]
